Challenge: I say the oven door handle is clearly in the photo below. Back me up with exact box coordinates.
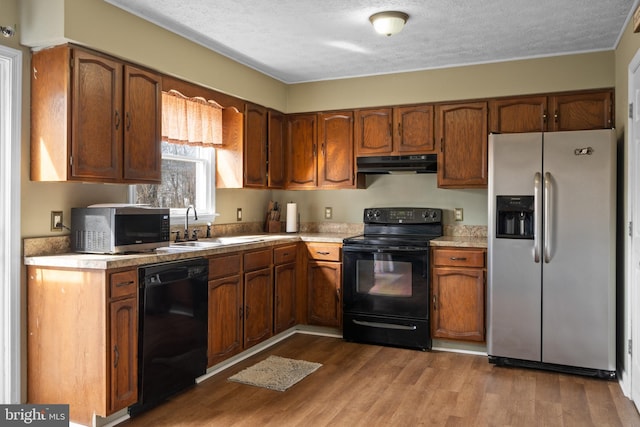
[343,246,429,253]
[352,319,418,331]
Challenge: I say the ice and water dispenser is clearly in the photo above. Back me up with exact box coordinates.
[496,196,534,239]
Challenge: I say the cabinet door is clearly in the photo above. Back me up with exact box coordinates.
[109,297,138,412]
[268,109,286,188]
[431,267,485,342]
[548,91,613,131]
[123,65,162,182]
[71,49,123,181]
[244,267,274,348]
[395,104,435,153]
[317,111,355,188]
[274,262,297,333]
[286,114,317,188]
[208,275,242,366]
[354,108,393,155]
[307,261,342,327]
[436,102,488,188]
[244,103,268,188]
[489,96,548,133]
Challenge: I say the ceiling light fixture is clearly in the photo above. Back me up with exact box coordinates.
[369,11,409,36]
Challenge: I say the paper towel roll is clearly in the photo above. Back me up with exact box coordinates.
[286,203,298,232]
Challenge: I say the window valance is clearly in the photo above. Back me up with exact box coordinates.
[161,89,223,145]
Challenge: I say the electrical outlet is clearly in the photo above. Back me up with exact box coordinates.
[324,207,333,219]
[51,211,63,231]
[236,208,242,222]
[454,208,463,221]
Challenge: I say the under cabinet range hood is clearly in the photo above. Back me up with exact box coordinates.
[356,154,437,174]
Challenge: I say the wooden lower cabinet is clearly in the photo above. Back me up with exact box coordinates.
[431,247,486,342]
[243,266,274,347]
[305,243,342,327]
[207,252,243,366]
[274,244,298,333]
[27,266,138,426]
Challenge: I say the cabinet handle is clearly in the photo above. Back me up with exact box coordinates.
[398,122,402,137]
[433,295,437,311]
[450,257,467,261]
[313,143,317,157]
[113,345,119,368]
[440,137,444,153]
[554,110,559,123]
[245,306,250,319]
[126,112,131,130]
[321,143,325,156]
[115,280,134,287]
[336,288,340,300]
[543,110,547,124]
[239,307,243,319]
[115,110,120,130]
[316,251,330,255]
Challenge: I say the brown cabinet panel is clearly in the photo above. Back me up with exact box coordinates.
[354,108,394,155]
[286,113,317,188]
[317,111,355,188]
[244,248,272,271]
[274,244,297,265]
[109,269,137,299]
[109,297,138,412]
[274,262,297,333]
[549,91,613,131]
[307,260,342,327]
[71,49,123,181]
[306,243,341,262]
[395,104,435,153]
[122,65,162,182]
[268,109,286,188]
[431,267,485,342]
[431,247,486,343]
[244,267,274,347]
[436,102,488,188]
[489,96,548,133]
[208,274,243,366]
[208,252,242,280]
[244,103,268,187]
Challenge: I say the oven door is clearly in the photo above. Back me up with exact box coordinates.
[342,245,429,319]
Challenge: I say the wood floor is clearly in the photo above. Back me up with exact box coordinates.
[120,334,640,427]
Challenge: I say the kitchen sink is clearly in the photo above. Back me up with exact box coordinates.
[171,240,224,248]
[156,235,281,254]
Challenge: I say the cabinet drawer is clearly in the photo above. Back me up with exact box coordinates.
[274,244,297,265]
[306,243,341,261]
[109,269,137,299]
[209,253,242,280]
[433,248,485,268]
[244,249,273,271]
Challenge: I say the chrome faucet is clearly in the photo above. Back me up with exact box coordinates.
[185,205,198,240]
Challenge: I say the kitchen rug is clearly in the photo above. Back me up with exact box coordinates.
[227,355,322,392]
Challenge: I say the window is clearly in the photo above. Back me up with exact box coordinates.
[130,90,222,220]
[130,141,215,218]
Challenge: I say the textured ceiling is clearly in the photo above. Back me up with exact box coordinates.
[106,0,636,84]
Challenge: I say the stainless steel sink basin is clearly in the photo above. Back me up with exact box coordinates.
[171,241,224,248]
[157,235,275,254]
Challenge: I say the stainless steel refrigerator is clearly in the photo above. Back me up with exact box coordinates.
[487,129,616,378]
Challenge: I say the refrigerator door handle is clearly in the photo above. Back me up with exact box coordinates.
[534,172,542,263]
[544,172,552,263]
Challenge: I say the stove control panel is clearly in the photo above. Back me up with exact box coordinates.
[364,207,442,224]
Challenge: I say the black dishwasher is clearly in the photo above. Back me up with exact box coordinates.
[129,258,209,417]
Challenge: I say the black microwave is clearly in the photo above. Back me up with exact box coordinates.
[71,206,170,254]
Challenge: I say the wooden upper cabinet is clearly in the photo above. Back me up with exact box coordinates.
[354,108,393,155]
[31,45,161,183]
[489,96,548,133]
[268,109,286,188]
[286,113,318,189]
[122,65,162,182]
[394,104,435,153]
[244,103,268,188]
[436,102,488,189]
[317,111,356,188]
[549,91,613,131]
[489,90,613,134]
[355,105,434,156]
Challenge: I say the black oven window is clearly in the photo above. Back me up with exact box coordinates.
[356,254,413,297]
